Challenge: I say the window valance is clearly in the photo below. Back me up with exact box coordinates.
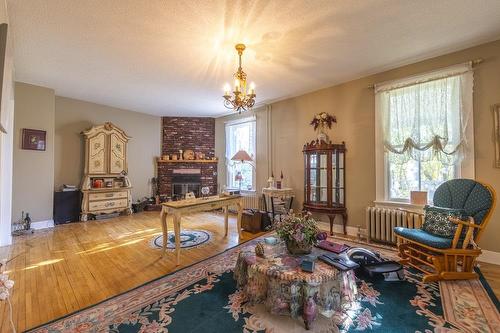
[375,62,473,165]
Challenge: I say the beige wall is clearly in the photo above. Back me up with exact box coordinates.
[13,82,55,223]
[216,39,500,252]
[55,97,161,201]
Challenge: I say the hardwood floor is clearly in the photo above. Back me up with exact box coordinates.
[0,211,498,332]
[0,211,265,332]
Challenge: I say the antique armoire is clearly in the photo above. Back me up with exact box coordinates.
[80,122,132,221]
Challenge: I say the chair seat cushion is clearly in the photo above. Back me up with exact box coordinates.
[422,206,465,238]
[394,227,453,249]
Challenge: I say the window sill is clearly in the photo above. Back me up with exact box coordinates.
[373,200,425,213]
[227,188,256,195]
[240,190,256,195]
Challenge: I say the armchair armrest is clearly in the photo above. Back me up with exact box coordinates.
[448,216,477,249]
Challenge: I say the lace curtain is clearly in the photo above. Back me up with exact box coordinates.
[375,63,473,165]
[225,117,256,190]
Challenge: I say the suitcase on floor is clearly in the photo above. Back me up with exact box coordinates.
[241,209,263,233]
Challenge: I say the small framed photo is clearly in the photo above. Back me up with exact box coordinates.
[21,128,46,151]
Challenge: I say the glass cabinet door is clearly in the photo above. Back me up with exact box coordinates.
[332,150,345,205]
[308,152,328,203]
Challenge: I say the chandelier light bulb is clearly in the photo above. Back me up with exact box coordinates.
[223,83,231,96]
[249,82,256,95]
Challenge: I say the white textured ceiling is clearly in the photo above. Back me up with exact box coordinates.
[8,0,500,116]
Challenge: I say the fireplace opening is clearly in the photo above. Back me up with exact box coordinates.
[171,174,201,200]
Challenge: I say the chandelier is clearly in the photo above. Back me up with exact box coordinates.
[223,43,256,113]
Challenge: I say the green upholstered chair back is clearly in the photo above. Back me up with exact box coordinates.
[433,179,494,228]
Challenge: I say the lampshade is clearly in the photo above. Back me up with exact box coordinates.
[231,149,253,162]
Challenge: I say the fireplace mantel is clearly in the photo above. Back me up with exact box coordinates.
[157,158,218,164]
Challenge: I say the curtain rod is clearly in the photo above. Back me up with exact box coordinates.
[367,58,483,89]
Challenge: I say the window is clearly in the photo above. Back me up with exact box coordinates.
[225,117,256,191]
[375,63,474,202]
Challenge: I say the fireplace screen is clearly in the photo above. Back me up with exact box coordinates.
[171,174,201,200]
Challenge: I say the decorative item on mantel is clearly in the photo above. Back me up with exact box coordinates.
[275,212,320,255]
[310,112,336,142]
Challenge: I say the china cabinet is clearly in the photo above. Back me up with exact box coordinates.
[80,122,132,221]
[303,139,347,235]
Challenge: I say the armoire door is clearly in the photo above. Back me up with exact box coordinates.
[109,133,126,174]
[88,133,107,174]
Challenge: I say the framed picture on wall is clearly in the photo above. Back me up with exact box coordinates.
[21,128,46,151]
[494,104,500,168]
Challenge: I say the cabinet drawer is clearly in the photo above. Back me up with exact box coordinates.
[89,191,128,201]
[89,198,128,211]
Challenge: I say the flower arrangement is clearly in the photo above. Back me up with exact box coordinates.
[0,259,15,332]
[0,261,14,301]
[310,112,337,132]
[275,212,320,254]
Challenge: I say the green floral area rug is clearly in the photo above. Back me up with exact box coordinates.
[28,236,500,333]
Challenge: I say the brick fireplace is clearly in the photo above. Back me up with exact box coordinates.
[157,117,218,198]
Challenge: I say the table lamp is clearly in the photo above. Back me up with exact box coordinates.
[231,150,254,165]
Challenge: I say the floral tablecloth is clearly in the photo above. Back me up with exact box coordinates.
[234,242,358,327]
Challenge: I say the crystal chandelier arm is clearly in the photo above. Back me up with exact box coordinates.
[223,99,235,109]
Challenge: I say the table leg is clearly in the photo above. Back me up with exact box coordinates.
[271,196,276,221]
[174,212,181,266]
[236,199,243,239]
[160,206,168,258]
[224,206,229,237]
[328,215,334,236]
[342,212,348,235]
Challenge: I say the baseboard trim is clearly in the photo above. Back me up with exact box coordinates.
[31,219,55,230]
[317,220,359,237]
[478,250,500,265]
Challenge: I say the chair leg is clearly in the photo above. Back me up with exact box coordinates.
[398,243,409,259]
[439,271,478,280]
[422,274,441,283]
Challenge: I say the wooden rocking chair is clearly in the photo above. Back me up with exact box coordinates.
[394,179,496,282]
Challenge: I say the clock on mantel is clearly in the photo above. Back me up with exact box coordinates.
[303,139,347,235]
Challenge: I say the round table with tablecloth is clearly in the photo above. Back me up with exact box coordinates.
[234,242,358,330]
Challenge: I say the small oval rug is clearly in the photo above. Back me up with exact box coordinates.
[150,229,212,250]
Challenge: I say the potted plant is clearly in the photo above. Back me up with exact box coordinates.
[275,212,320,255]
